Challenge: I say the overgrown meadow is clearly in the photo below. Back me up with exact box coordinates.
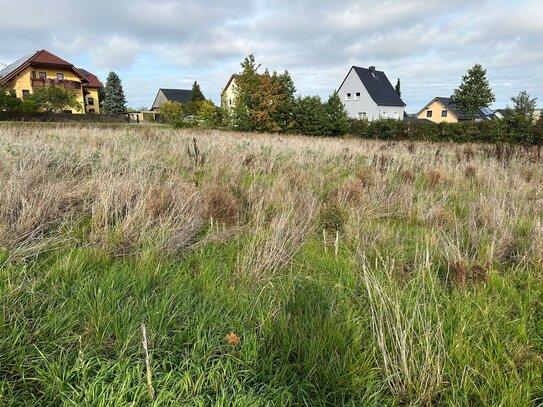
[1,123,542,406]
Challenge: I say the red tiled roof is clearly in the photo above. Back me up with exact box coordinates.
[78,68,103,88]
[31,50,72,66]
[0,49,89,85]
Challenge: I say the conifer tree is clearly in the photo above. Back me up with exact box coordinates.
[451,64,495,119]
[103,71,127,114]
[395,78,401,98]
[326,91,349,136]
[191,81,205,102]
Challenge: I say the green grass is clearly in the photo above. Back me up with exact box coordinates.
[1,125,543,405]
[2,240,543,405]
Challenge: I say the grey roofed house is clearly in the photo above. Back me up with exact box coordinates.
[151,88,193,110]
[337,65,405,121]
[350,66,405,107]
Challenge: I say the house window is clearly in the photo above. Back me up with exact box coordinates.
[39,72,46,78]
[441,110,448,117]
[426,110,433,118]
[345,93,352,101]
[32,71,36,78]
[382,112,388,118]
[394,112,399,119]
[357,112,367,119]
[22,90,30,97]
[57,73,64,80]
[354,92,361,100]
[88,97,94,106]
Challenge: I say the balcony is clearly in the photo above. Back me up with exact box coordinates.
[31,77,81,90]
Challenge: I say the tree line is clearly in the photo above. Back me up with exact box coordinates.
[159,55,350,137]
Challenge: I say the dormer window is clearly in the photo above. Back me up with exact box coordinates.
[345,93,352,101]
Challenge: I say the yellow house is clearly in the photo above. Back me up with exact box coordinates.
[0,50,102,113]
[221,74,238,109]
[416,97,494,123]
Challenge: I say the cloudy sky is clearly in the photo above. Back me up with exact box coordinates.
[1,0,541,111]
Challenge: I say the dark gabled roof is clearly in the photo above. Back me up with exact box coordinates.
[152,88,193,109]
[346,66,405,107]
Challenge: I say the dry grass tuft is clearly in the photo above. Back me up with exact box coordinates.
[203,184,240,225]
[464,165,477,179]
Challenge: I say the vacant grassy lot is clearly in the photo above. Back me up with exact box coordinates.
[1,123,542,406]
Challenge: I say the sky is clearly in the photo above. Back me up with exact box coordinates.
[1,0,542,112]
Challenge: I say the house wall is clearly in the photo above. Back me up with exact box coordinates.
[5,66,85,113]
[338,68,404,121]
[152,91,167,110]
[221,78,237,109]
[84,88,100,114]
[416,100,458,123]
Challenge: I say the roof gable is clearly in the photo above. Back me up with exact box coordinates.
[340,66,405,107]
[0,49,89,85]
[151,88,193,109]
[416,97,494,121]
[222,74,238,94]
[31,50,72,66]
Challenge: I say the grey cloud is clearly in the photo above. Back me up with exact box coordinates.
[1,0,542,110]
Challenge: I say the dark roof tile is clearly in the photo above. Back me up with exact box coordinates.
[352,66,405,107]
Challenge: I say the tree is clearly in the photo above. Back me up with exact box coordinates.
[505,91,538,143]
[253,68,285,132]
[103,71,127,114]
[291,96,328,136]
[191,81,205,102]
[451,64,495,120]
[326,91,349,136]
[0,87,22,111]
[272,70,297,132]
[395,78,401,98]
[196,100,222,128]
[158,100,184,124]
[232,54,262,131]
[28,86,82,113]
[511,90,537,121]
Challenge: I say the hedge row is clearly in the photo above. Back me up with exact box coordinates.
[348,118,543,145]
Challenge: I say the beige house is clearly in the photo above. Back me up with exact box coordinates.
[221,74,238,109]
[416,97,494,123]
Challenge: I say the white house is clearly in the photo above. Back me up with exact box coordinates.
[337,66,405,121]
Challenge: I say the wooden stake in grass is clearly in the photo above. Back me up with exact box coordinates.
[323,229,327,254]
[141,322,155,401]
[334,230,339,260]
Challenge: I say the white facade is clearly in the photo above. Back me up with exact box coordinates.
[338,67,404,121]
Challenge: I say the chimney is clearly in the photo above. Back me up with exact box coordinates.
[369,66,376,73]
